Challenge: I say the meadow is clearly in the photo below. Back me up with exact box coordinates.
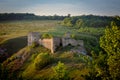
[0,20,60,41]
[0,20,107,80]
[0,20,104,56]
[0,20,61,62]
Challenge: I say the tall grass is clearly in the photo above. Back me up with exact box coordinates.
[0,20,61,44]
[78,27,104,37]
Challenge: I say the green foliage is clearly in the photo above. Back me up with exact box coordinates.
[30,42,39,48]
[78,27,104,37]
[100,22,120,79]
[93,52,109,80]
[34,53,54,70]
[82,36,99,54]
[52,61,70,80]
[62,15,120,28]
[41,33,53,39]
[107,53,120,79]
[76,19,84,28]
[84,51,109,80]
[70,34,76,39]
[85,22,120,80]
[100,22,120,56]
[62,18,73,27]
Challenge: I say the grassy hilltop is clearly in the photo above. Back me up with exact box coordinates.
[0,20,102,80]
[0,18,119,80]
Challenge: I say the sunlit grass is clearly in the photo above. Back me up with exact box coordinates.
[0,20,60,42]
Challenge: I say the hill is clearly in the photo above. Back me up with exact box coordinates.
[1,45,90,80]
[0,18,119,80]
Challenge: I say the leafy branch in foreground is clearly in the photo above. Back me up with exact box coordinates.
[84,22,120,80]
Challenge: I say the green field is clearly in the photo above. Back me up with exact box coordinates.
[0,20,104,56]
[0,20,108,80]
[0,20,80,43]
[0,20,104,40]
[0,20,59,40]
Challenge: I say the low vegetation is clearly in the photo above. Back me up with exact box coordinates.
[34,53,54,70]
[0,14,120,80]
[41,33,53,39]
[83,22,120,80]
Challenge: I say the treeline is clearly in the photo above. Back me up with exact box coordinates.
[62,15,120,28]
[0,13,67,21]
[0,13,120,28]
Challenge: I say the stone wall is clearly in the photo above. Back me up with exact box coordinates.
[28,32,84,53]
[39,38,61,53]
[28,32,40,46]
[62,38,84,47]
[52,37,61,53]
[39,38,52,52]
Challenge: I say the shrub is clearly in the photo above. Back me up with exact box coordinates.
[52,61,70,80]
[41,33,53,39]
[34,53,54,70]
[30,42,39,48]
[70,34,75,39]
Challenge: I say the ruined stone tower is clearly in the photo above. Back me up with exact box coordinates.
[28,32,40,46]
[28,32,84,54]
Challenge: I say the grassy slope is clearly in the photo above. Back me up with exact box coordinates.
[0,20,60,41]
[1,20,104,79]
[0,20,102,41]
[19,46,89,80]
[2,45,89,80]
[0,20,61,61]
[0,20,101,54]
[0,20,104,63]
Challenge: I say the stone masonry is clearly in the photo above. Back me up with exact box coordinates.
[28,32,40,46]
[28,32,84,53]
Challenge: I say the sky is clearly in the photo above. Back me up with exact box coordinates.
[0,0,120,16]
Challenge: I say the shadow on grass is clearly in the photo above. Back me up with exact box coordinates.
[1,36,27,55]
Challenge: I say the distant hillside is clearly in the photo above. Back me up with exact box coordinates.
[0,13,66,21]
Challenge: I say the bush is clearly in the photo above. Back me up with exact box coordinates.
[30,42,39,48]
[34,53,54,70]
[41,33,53,39]
[52,61,70,80]
[70,34,76,39]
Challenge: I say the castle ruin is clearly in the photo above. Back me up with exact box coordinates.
[28,32,84,53]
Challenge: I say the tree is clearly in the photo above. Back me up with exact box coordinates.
[52,61,70,80]
[62,18,73,27]
[84,22,120,80]
[100,22,120,56]
[67,14,71,17]
[76,19,84,28]
[83,51,109,80]
[100,22,120,79]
